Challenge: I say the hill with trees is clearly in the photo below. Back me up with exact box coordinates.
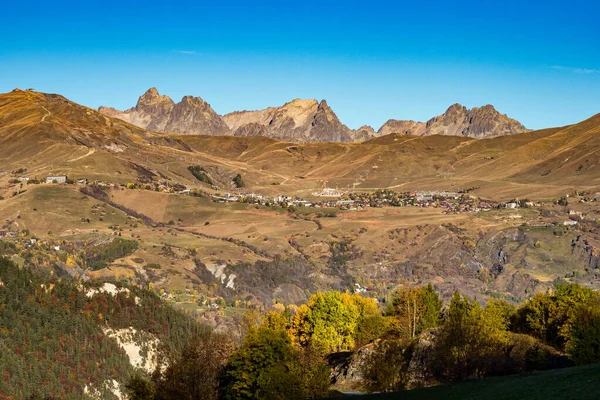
[2,253,600,399]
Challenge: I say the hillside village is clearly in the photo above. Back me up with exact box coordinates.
[5,165,600,223]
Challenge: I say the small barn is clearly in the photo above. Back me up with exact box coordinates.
[46,176,67,184]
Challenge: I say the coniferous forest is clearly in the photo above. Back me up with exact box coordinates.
[2,255,600,399]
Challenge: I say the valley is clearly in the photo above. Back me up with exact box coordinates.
[2,89,600,333]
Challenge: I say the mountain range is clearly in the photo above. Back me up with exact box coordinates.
[3,87,600,203]
[99,88,530,143]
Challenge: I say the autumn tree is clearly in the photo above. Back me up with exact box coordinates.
[435,293,509,381]
[153,330,235,400]
[386,284,442,339]
[221,324,329,400]
[567,297,600,365]
[514,283,598,350]
[292,291,381,354]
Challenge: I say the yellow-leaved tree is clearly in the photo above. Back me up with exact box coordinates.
[292,291,384,354]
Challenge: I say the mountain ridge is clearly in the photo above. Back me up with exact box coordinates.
[99,88,530,142]
[4,88,598,202]
[99,87,230,136]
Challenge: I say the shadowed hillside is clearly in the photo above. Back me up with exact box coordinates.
[349,362,600,400]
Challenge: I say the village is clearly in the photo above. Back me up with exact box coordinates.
[4,169,600,220]
[212,188,511,215]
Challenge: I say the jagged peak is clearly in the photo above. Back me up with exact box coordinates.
[179,95,208,106]
[281,98,318,108]
[145,87,159,96]
[471,104,502,115]
[136,87,174,111]
[358,125,375,131]
[317,99,330,109]
[444,103,468,114]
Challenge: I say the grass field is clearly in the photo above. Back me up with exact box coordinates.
[347,363,600,400]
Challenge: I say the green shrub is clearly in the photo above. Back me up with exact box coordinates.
[84,238,139,270]
[233,173,245,188]
[188,165,213,185]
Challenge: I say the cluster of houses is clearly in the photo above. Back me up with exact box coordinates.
[214,193,316,207]
[502,199,542,209]
[311,187,345,197]
[6,174,69,184]
[208,188,506,214]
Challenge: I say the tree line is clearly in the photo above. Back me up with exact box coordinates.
[128,283,600,399]
[2,252,600,399]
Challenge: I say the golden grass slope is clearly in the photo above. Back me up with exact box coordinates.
[1,89,600,201]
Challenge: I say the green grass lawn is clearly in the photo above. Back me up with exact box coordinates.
[343,363,600,400]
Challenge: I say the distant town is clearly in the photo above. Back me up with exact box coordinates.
[4,170,600,221]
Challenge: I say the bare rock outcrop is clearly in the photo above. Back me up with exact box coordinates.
[224,99,359,143]
[423,103,530,138]
[100,89,529,142]
[377,104,529,139]
[377,120,426,136]
[99,88,229,136]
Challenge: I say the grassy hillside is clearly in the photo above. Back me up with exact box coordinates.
[2,89,600,328]
[2,89,600,201]
[354,362,600,400]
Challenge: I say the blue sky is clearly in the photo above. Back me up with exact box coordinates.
[1,0,599,130]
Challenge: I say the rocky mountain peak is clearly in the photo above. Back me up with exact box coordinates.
[445,103,467,113]
[377,119,427,136]
[424,103,529,138]
[100,89,530,142]
[350,125,378,142]
[378,103,528,139]
[135,88,174,115]
[143,87,159,98]
[99,88,227,136]
[318,99,329,108]
[178,95,211,110]
[478,104,497,112]
[315,100,338,120]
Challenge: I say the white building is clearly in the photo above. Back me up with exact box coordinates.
[46,176,67,184]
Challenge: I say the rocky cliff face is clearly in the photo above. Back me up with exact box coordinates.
[377,120,426,136]
[354,125,378,141]
[98,88,229,136]
[377,104,529,139]
[422,103,529,138]
[223,99,372,143]
[100,89,529,142]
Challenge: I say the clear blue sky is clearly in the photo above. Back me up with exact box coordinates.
[1,0,599,130]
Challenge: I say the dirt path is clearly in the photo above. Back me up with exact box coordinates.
[41,106,51,122]
[68,148,96,162]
